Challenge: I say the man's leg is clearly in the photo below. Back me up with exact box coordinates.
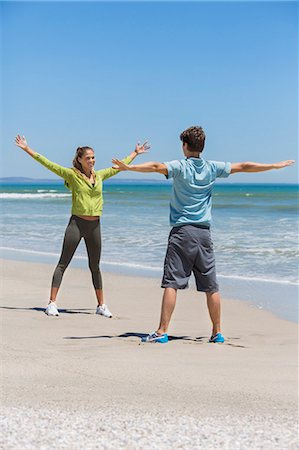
[206,291,221,336]
[153,226,191,340]
[156,287,177,335]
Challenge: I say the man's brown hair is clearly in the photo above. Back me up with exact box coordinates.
[180,126,205,153]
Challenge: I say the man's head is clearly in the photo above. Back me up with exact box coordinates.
[180,126,205,156]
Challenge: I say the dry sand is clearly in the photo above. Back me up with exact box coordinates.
[0,259,298,449]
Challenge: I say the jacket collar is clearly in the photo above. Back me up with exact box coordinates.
[72,168,97,186]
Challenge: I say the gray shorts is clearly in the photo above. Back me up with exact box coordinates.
[161,225,219,292]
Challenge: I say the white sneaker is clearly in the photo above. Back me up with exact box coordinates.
[96,304,112,318]
[45,302,59,316]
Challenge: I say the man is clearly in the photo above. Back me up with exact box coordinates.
[112,126,294,343]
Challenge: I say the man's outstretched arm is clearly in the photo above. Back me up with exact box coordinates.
[112,159,168,175]
[231,160,295,173]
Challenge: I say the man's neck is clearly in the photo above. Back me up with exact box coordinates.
[186,151,201,159]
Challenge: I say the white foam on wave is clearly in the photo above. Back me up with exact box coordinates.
[217,273,298,286]
[0,193,71,199]
[1,246,298,285]
[102,260,161,271]
[0,246,85,259]
[217,247,299,257]
[0,246,162,271]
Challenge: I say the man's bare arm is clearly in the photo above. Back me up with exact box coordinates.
[112,159,168,175]
[231,160,295,174]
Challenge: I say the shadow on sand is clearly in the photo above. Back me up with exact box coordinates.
[1,306,247,347]
[63,332,247,347]
[63,332,206,342]
[0,306,93,315]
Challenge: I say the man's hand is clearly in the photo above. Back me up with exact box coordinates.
[135,141,150,155]
[112,159,167,174]
[112,159,131,171]
[231,160,295,173]
[273,160,295,169]
[15,135,28,150]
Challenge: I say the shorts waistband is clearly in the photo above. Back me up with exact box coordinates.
[174,224,210,230]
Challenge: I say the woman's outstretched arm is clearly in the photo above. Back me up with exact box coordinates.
[15,134,73,181]
[98,141,151,181]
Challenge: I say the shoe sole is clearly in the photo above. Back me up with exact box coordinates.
[141,338,168,344]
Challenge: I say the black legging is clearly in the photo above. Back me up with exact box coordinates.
[52,215,102,290]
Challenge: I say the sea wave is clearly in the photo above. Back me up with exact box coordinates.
[0,193,71,199]
[216,246,299,257]
[1,246,298,286]
[217,273,298,286]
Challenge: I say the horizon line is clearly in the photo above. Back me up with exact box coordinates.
[0,176,298,186]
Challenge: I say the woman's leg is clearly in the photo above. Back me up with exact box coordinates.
[83,220,103,306]
[50,217,81,302]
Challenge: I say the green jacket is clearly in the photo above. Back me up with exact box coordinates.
[33,153,132,216]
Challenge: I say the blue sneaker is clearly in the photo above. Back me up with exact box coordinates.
[209,333,225,343]
[141,332,169,344]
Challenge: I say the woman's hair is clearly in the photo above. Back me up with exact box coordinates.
[73,146,94,173]
[180,126,206,153]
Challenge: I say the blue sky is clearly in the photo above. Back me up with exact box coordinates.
[1,1,298,182]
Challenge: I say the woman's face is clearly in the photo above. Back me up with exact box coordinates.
[78,149,95,172]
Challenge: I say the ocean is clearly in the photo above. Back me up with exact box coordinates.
[1,181,298,322]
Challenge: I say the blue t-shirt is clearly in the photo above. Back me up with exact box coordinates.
[164,157,231,228]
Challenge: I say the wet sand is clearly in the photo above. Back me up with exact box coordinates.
[1,259,298,449]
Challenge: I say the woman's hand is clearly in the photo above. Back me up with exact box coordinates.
[135,141,150,155]
[15,135,29,150]
[15,134,36,157]
[112,159,131,171]
[123,140,150,163]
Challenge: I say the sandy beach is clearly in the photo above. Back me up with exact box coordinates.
[1,258,298,449]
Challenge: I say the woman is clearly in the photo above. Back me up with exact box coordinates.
[15,135,149,317]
